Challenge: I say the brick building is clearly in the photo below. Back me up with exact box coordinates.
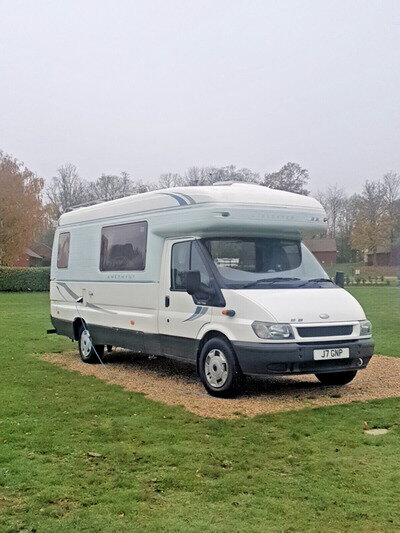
[14,243,52,267]
[304,238,337,265]
[366,245,399,266]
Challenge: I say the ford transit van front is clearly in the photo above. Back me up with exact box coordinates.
[192,237,374,396]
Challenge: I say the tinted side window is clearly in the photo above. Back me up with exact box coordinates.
[171,241,190,290]
[57,232,70,269]
[100,221,147,271]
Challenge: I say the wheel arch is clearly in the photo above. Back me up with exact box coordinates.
[72,317,86,340]
[196,329,237,373]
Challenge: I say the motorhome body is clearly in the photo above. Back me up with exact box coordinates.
[50,182,374,396]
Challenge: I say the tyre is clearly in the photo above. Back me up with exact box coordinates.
[78,326,104,364]
[315,370,357,386]
[199,337,243,397]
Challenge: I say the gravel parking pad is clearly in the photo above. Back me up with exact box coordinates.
[41,351,400,419]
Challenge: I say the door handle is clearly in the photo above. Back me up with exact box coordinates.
[165,296,170,307]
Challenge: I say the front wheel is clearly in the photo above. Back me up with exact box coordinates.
[199,338,243,397]
[315,370,357,386]
[78,327,104,364]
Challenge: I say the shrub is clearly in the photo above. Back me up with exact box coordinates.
[0,267,50,292]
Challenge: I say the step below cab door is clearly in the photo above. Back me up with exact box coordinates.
[158,238,218,362]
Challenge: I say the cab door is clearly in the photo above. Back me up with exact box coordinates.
[158,239,216,362]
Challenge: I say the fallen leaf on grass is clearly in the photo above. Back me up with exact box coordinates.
[364,428,388,436]
[86,452,105,458]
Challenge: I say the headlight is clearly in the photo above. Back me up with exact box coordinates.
[360,320,372,336]
[252,321,294,340]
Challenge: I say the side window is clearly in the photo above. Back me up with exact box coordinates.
[171,241,190,290]
[57,232,70,269]
[190,245,211,287]
[100,221,147,271]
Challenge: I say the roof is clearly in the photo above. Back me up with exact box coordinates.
[26,248,43,259]
[59,182,325,227]
[304,238,337,253]
[30,242,52,259]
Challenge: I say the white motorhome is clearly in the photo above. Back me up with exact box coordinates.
[50,182,374,396]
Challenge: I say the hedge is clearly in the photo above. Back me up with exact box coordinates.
[0,267,50,292]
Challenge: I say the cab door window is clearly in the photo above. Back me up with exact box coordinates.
[171,240,212,291]
[170,240,225,307]
[171,241,190,290]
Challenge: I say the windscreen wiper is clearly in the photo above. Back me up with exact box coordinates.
[243,277,301,289]
[297,278,334,287]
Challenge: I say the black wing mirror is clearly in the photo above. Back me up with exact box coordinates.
[185,270,201,295]
[335,271,344,288]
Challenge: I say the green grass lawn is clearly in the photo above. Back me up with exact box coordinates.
[325,262,364,278]
[348,286,400,357]
[0,291,400,532]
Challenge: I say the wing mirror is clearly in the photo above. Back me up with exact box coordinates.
[185,270,216,297]
[335,271,344,288]
[185,270,201,295]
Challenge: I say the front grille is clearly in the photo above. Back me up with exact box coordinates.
[297,325,353,338]
[298,339,358,346]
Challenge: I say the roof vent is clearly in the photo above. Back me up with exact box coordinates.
[212,181,251,186]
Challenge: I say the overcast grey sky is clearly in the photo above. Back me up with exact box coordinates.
[1,0,399,192]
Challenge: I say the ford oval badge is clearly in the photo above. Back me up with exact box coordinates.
[319,313,330,319]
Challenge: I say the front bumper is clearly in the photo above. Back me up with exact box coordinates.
[232,338,374,376]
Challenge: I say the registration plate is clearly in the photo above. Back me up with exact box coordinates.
[313,347,350,361]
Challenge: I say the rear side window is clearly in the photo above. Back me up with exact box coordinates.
[57,232,70,269]
[100,221,147,271]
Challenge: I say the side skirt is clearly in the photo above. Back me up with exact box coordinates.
[50,317,199,364]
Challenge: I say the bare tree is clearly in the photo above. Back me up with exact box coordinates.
[182,165,259,186]
[382,171,400,245]
[158,173,184,188]
[87,172,134,201]
[209,165,259,184]
[351,180,390,265]
[132,179,153,193]
[317,184,346,238]
[337,194,360,262]
[47,163,88,217]
[262,162,310,195]
[183,167,211,186]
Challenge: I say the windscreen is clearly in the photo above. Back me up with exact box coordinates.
[203,237,329,288]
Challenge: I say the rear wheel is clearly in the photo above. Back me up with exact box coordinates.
[78,327,104,364]
[199,338,243,397]
[315,370,357,386]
